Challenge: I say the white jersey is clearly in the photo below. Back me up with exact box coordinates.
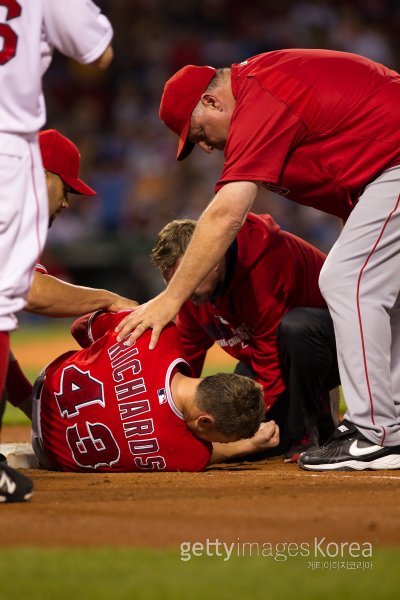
[0,0,113,134]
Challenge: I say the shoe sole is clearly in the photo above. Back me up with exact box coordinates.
[284,454,303,463]
[0,490,33,503]
[284,445,319,463]
[299,454,400,471]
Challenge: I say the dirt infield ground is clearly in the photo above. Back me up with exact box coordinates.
[1,425,400,549]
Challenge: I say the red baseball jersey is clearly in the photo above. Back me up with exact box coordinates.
[216,49,400,219]
[176,213,326,409]
[36,312,212,472]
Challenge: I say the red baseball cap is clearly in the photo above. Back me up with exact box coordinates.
[159,65,217,161]
[39,129,96,196]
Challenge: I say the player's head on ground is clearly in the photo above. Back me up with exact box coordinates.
[185,373,265,443]
[159,65,235,160]
[39,129,96,227]
[152,219,225,305]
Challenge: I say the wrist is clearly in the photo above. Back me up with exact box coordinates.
[97,289,118,311]
[162,287,186,311]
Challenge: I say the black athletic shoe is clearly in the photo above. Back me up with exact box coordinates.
[0,464,33,503]
[0,453,7,464]
[298,419,400,471]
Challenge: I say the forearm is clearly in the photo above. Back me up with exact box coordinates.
[113,182,257,347]
[90,44,113,69]
[209,438,259,465]
[166,182,258,307]
[25,272,133,317]
[209,420,280,465]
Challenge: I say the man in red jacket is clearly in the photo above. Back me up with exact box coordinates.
[117,49,400,471]
[29,311,277,472]
[151,214,340,461]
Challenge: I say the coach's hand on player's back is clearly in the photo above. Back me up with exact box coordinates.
[115,290,181,349]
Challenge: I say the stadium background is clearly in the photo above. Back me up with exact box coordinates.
[2,1,400,598]
[36,0,400,305]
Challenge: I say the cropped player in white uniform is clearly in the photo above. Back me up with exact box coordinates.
[0,0,113,503]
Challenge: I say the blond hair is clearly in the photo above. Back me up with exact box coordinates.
[151,219,196,275]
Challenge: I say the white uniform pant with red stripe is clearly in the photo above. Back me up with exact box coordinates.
[319,166,400,447]
[0,132,48,331]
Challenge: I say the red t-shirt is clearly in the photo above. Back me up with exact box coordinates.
[36,312,212,472]
[216,49,400,219]
[176,213,326,410]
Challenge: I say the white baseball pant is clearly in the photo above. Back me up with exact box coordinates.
[0,132,48,331]
[319,165,400,446]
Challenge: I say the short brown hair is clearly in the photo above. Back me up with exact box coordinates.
[195,373,264,439]
[151,219,196,275]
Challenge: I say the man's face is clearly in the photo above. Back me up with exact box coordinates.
[188,105,230,155]
[164,257,222,306]
[45,170,70,227]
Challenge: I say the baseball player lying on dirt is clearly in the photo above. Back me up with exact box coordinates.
[151,215,340,463]
[13,310,279,472]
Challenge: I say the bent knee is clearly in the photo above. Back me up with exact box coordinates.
[278,309,310,344]
[318,256,341,300]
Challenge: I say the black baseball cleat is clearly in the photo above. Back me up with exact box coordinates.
[298,419,400,471]
[0,464,33,503]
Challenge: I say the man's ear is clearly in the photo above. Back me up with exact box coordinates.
[201,93,223,111]
[196,414,215,432]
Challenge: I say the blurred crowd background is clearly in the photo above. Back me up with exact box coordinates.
[40,0,400,304]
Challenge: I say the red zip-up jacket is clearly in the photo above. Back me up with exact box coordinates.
[176,213,326,410]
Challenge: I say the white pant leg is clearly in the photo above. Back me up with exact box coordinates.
[0,133,48,331]
[319,166,400,446]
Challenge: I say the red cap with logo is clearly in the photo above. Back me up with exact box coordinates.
[159,65,217,161]
[39,129,96,196]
